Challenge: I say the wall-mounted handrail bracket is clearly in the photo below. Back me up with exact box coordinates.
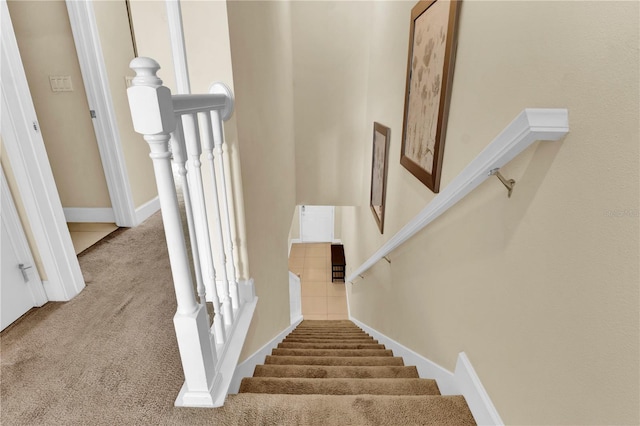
[489,168,515,198]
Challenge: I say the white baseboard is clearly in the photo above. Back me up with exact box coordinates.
[228,317,303,394]
[350,318,457,393]
[349,317,503,426]
[134,196,160,225]
[455,352,504,426]
[63,207,115,223]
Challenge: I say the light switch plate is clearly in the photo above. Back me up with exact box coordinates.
[49,75,73,92]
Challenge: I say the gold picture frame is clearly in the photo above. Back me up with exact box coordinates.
[370,123,391,234]
[400,0,461,193]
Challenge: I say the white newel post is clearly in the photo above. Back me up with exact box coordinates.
[127,57,218,406]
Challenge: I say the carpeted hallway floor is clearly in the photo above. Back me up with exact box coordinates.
[1,210,475,425]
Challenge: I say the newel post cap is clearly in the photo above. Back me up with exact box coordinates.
[130,57,163,87]
[127,57,176,135]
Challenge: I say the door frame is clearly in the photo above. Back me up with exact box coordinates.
[1,1,85,301]
[65,0,138,227]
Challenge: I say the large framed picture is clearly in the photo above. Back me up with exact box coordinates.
[370,122,391,234]
[400,0,461,193]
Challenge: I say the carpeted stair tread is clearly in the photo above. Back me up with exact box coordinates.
[283,337,378,343]
[265,355,405,366]
[287,332,372,338]
[223,394,476,426]
[284,334,374,339]
[278,342,385,349]
[285,335,374,341]
[239,377,441,395]
[272,348,393,357]
[253,364,420,378]
[247,321,475,425]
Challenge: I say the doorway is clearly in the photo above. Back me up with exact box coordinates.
[300,205,335,243]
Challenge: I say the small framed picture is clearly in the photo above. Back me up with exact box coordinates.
[400,0,462,193]
[370,122,391,234]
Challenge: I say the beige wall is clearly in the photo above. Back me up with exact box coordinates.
[291,1,371,206]
[0,139,47,280]
[340,1,639,425]
[227,0,297,360]
[93,0,157,208]
[7,0,112,209]
[129,0,177,93]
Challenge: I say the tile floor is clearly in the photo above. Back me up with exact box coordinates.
[288,243,348,320]
[67,222,119,255]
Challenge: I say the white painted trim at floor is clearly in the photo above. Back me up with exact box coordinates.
[349,317,504,426]
[63,208,116,223]
[65,0,138,227]
[228,317,303,394]
[1,3,85,301]
[134,196,160,225]
[455,352,505,426]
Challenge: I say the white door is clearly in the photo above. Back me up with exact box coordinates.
[300,205,334,243]
[1,166,47,330]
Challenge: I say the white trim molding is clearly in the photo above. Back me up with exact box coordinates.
[63,208,116,223]
[1,2,85,301]
[455,352,505,426]
[135,196,160,225]
[228,317,303,395]
[1,165,48,307]
[347,108,569,282]
[350,317,504,425]
[65,0,137,227]
[165,0,191,94]
[289,271,303,325]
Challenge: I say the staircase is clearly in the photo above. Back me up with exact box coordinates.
[230,320,476,425]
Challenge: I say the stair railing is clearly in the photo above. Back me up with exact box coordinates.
[347,108,570,283]
[126,57,257,407]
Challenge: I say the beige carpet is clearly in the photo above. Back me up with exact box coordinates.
[237,320,476,425]
[1,211,475,425]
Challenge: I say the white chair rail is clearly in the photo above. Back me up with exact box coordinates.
[347,108,570,283]
[127,57,256,407]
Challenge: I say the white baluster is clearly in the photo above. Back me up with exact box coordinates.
[182,113,233,329]
[199,111,235,317]
[127,57,217,399]
[209,104,240,310]
[170,123,205,305]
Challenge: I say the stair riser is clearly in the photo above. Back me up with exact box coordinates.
[272,349,393,357]
[253,365,420,379]
[239,377,441,396]
[226,394,477,426]
[278,343,385,350]
[282,338,378,343]
[264,356,405,366]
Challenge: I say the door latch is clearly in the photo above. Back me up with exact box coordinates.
[18,263,32,282]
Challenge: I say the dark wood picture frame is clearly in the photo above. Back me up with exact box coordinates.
[400,0,461,193]
[370,122,391,234]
